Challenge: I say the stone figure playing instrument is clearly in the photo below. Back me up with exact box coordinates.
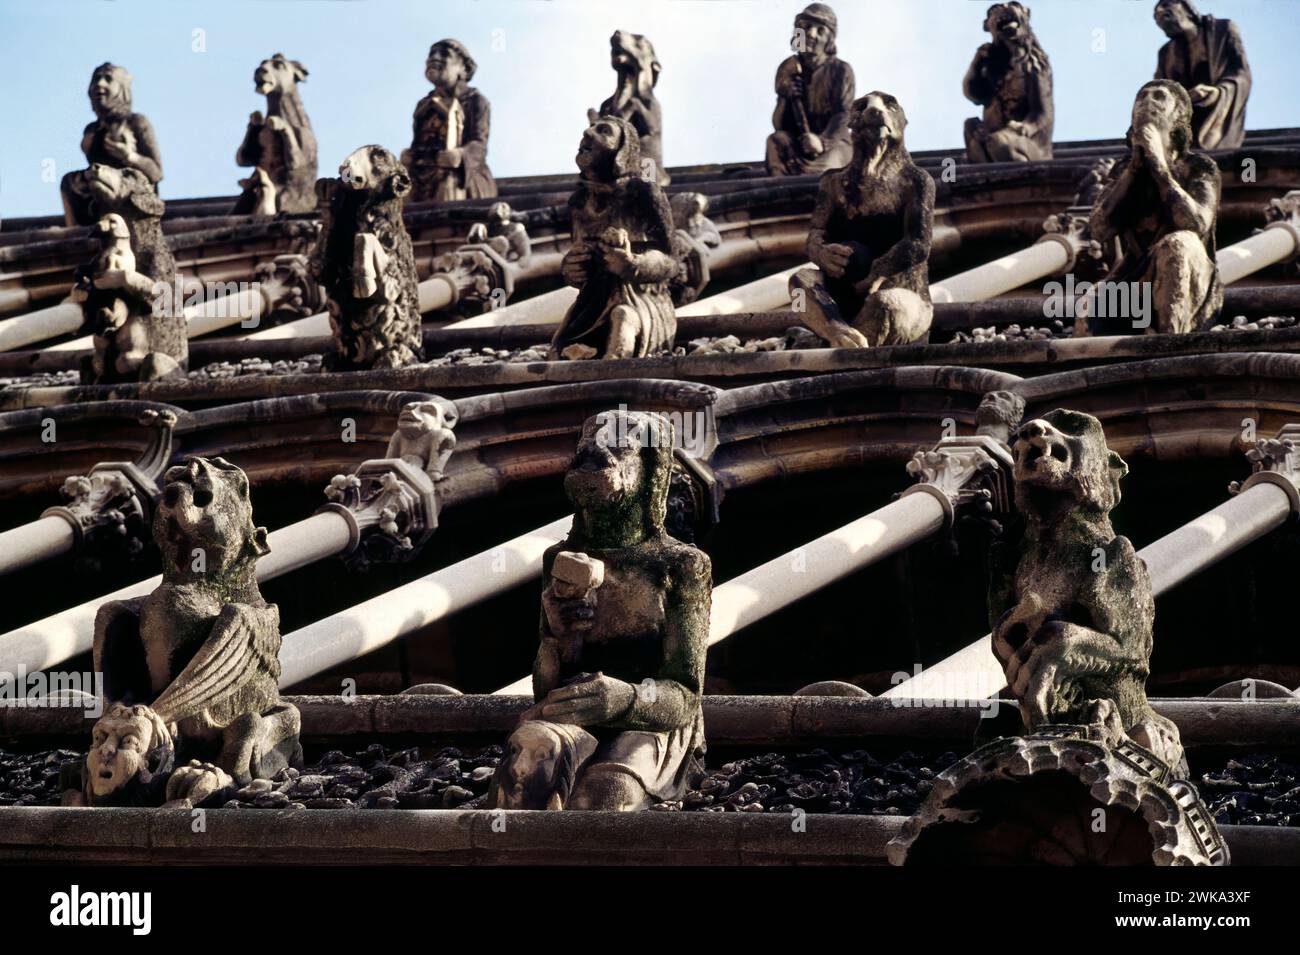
[71,456,303,807]
[788,93,935,348]
[549,115,679,360]
[595,30,669,186]
[490,411,711,811]
[234,53,318,214]
[404,39,498,202]
[962,2,1054,162]
[1078,79,1222,336]
[1153,0,1250,151]
[765,3,855,177]
[61,63,164,227]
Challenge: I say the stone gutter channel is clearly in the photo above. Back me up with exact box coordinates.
[2,696,1296,864]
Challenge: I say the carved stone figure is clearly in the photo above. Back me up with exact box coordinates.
[385,400,457,482]
[74,456,301,807]
[491,411,711,811]
[963,3,1054,162]
[61,64,163,226]
[788,93,935,348]
[765,4,855,177]
[549,116,678,360]
[668,192,720,306]
[1153,0,1250,150]
[975,389,1027,445]
[234,53,318,215]
[311,146,424,371]
[595,31,669,186]
[1078,80,1222,336]
[989,409,1185,772]
[68,164,187,383]
[466,201,531,266]
[404,39,497,202]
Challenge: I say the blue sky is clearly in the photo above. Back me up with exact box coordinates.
[1,0,1295,218]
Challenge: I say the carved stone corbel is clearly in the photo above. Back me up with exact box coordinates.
[426,241,515,316]
[40,408,177,567]
[666,451,721,545]
[1262,190,1300,275]
[1230,422,1300,514]
[317,398,456,571]
[902,435,1014,528]
[253,253,327,320]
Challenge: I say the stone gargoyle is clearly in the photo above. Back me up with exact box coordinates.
[310,145,424,371]
[67,456,301,808]
[490,410,710,811]
[234,53,318,215]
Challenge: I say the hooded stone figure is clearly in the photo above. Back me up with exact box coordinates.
[490,410,711,811]
[550,114,679,360]
[405,38,498,202]
[1153,0,1250,150]
[61,63,164,226]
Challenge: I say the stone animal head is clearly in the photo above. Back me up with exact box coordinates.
[609,30,660,101]
[83,164,165,220]
[576,113,642,182]
[84,702,175,804]
[492,720,598,810]
[155,456,270,577]
[339,145,412,199]
[1154,0,1201,39]
[238,166,278,215]
[1011,409,1128,521]
[565,410,674,538]
[426,38,475,90]
[94,212,131,245]
[1129,79,1194,157]
[850,92,907,148]
[88,63,133,120]
[254,53,307,95]
[793,3,838,56]
[984,3,1035,49]
[397,400,457,438]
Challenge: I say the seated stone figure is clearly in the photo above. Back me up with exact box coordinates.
[403,39,497,202]
[61,63,163,227]
[1153,0,1250,151]
[1079,79,1222,336]
[549,116,678,360]
[491,411,711,811]
[765,3,855,177]
[962,3,1054,162]
[789,92,935,348]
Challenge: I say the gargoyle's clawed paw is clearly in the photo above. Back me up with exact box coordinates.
[163,760,233,808]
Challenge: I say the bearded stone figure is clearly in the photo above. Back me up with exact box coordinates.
[788,93,935,348]
[765,3,856,177]
[962,2,1054,162]
[1153,0,1250,150]
[1078,79,1222,336]
[61,63,164,226]
[490,411,711,811]
[404,39,498,202]
[549,115,679,360]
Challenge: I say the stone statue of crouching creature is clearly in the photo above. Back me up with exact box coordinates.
[490,411,711,810]
[67,456,302,807]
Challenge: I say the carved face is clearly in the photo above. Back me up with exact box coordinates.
[88,64,131,118]
[576,117,624,175]
[851,93,906,147]
[793,16,834,56]
[83,163,162,219]
[1133,80,1187,134]
[254,54,307,95]
[489,201,511,224]
[397,401,444,436]
[339,145,409,195]
[95,212,131,242]
[986,3,1030,46]
[425,44,467,90]
[1011,410,1127,516]
[86,704,169,799]
[610,31,660,92]
[1154,0,1197,38]
[497,723,565,810]
[156,456,268,575]
[976,390,1026,439]
[565,414,646,510]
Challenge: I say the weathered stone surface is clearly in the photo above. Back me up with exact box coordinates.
[789,92,935,348]
[1153,0,1250,150]
[766,4,855,176]
[549,117,678,360]
[963,3,1054,162]
[492,410,711,810]
[595,31,668,186]
[404,39,497,202]
[234,54,318,215]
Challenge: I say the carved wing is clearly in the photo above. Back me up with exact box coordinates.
[151,603,281,724]
[93,598,150,704]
